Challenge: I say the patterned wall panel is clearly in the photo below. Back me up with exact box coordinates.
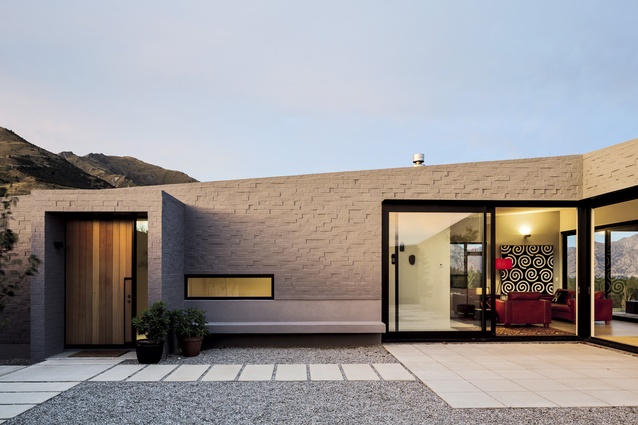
[500,245,554,295]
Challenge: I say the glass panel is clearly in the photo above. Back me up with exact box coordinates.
[136,219,149,315]
[565,234,576,291]
[388,212,483,332]
[187,276,273,298]
[610,231,638,312]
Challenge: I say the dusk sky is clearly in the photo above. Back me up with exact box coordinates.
[2,1,637,182]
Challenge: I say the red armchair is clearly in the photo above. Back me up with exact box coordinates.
[547,289,613,324]
[495,292,551,328]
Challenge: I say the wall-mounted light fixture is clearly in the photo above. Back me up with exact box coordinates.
[519,225,532,239]
[495,258,513,270]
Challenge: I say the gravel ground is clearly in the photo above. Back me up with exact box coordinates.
[5,346,638,424]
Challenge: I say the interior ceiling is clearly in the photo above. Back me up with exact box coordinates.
[391,212,473,246]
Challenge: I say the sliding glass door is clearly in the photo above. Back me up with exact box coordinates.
[385,207,490,335]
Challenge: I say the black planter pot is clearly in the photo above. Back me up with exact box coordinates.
[136,340,165,364]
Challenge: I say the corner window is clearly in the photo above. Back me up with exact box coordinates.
[185,275,274,299]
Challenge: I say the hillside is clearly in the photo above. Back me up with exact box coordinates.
[59,152,198,188]
[0,127,198,195]
[0,127,113,194]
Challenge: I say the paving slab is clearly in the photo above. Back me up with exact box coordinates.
[90,365,146,382]
[372,364,415,381]
[0,365,111,382]
[201,365,242,381]
[0,404,36,420]
[309,364,343,381]
[0,367,25,378]
[164,365,209,382]
[0,392,60,404]
[126,365,177,382]
[275,364,307,381]
[0,383,79,392]
[238,365,274,381]
[341,364,379,381]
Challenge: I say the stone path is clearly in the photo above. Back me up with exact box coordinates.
[0,355,414,422]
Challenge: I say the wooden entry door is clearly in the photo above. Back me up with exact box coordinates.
[65,219,134,345]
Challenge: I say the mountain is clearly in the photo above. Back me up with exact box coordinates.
[0,127,198,195]
[59,152,197,188]
[0,127,113,194]
[567,234,638,278]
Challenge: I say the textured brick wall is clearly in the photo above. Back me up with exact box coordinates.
[583,138,638,198]
[0,195,36,348]
[159,191,185,309]
[163,154,582,300]
[0,152,585,353]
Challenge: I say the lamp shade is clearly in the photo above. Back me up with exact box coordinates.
[495,258,513,270]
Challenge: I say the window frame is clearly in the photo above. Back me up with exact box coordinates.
[184,274,275,300]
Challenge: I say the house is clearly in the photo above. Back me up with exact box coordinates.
[3,138,638,363]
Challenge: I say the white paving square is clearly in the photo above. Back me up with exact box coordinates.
[275,364,307,381]
[164,365,209,382]
[0,364,111,382]
[0,367,25,378]
[309,364,343,381]
[201,365,242,381]
[436,391,505,408]
[372,364,414,381]
[583,390,638,406]
[536,391,610,407]
[0,404,36,420]
[238,365,274,381]
[126,365,177,382]
[90,365,146,382]
[0,392,59,404]
[0,382,79,392]
[341,364,379,381]
[486,391,557,408]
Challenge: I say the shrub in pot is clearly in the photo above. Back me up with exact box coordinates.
[171,307,208,357]
[132,301,171,364]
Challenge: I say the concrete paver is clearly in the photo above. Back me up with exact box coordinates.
[341,364,379,381]
[126,365,177,382]
[275,364,307,381]
[90,365,146,382]
[164,365,209,382]
[309,364,343,381]
[238,365,274,381]
[201,364,242,381]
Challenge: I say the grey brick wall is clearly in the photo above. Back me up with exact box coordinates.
[159,191,185,309]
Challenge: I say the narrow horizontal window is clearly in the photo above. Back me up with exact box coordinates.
[185,275,274,299]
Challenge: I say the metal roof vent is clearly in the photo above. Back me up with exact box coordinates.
[412,153,425,166]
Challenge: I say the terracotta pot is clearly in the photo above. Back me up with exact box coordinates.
[136,340,164,364]
[179,336,204,357]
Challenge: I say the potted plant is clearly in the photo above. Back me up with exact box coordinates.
[132,301,171,364]
[171,307,208,357]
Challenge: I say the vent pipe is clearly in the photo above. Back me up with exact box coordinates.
[412,153,425,166]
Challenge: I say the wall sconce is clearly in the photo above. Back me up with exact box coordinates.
[519,225,532,239]
[399,242,405,252]
[408,254,416,265]
[523,234,531,239]
[495,258,513,270]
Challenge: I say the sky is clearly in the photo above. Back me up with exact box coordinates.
[1,1,638,183]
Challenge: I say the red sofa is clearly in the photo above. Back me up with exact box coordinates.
[547,289,613,324]
[495,292,551,327]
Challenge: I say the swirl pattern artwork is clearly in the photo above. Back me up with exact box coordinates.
[500,245,554,295]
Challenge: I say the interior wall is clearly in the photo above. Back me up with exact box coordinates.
[497,210,561,293]
[594,199,638,226]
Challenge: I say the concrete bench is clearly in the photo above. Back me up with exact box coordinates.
[206,321,386,334]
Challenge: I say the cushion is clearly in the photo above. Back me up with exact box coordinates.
[594,291,604,300]
[508,292,541,301]
[552,289,569,304]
